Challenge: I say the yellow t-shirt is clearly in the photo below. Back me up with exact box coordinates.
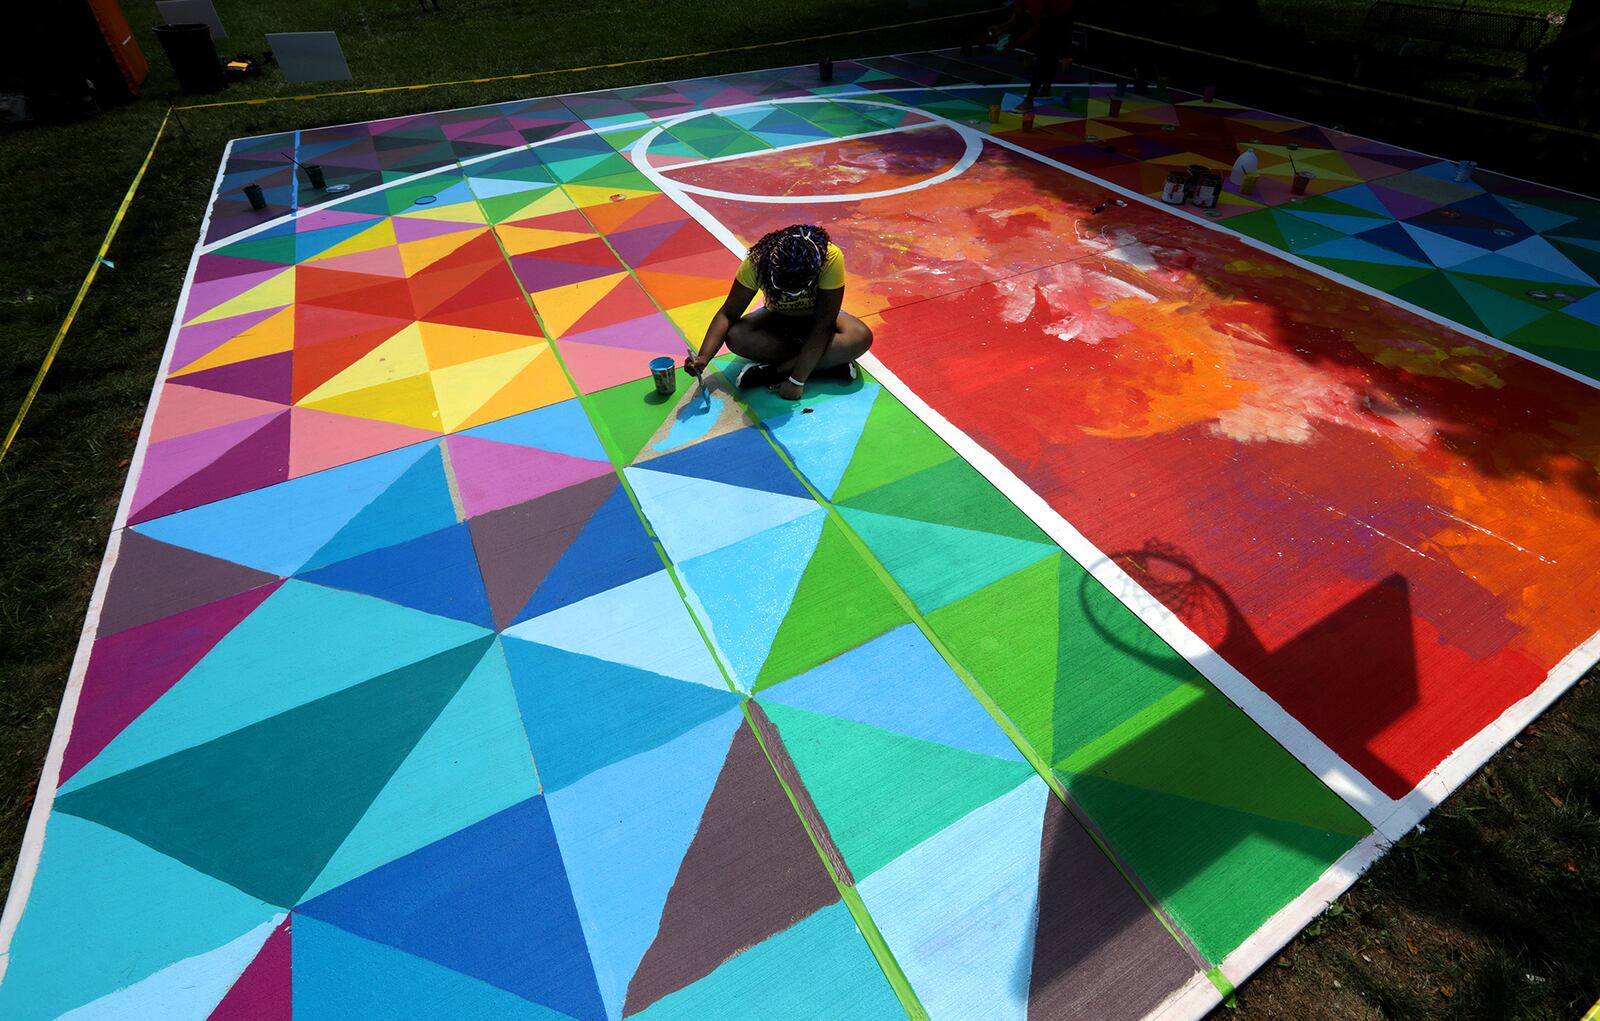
[735,242,846,316]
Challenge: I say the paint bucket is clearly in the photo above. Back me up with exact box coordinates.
[302,163,326,190]
[1203,84,1216,103]
[819,58,834,82]
[1454,159,1477,182]
[1022,111,1035,131]
[1193,173,1222,208]
[1162,172,1188,204]
[989,102,1001,122]
[1109,97,1123,117]
[1290,170,1314,196]
[649,356,677,396]
[243,183,267,211]
[1240,173,1259,195]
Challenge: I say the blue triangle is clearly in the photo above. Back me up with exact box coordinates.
[1494,195,1577,234]
[1280,209,1387,236]
[292,915,578,1021]
[1321,183,1393,218]
[295,218,389,261]
[1352,221,1435,265]
[299,797,606,1021]
[762,624,1023,762]
[515,485,660,623]
[133,441,437,576]
[499,639,740,790]
[630,902,904,1020]
[547,710,742,1020]
[678,512,826,690]
[58,916,283,1019]
[856,777,1048,1021]
[302,523,493,627]
[1453,249,1591,286]
[1494,234,1594,284]
[641,427,811,499]
[748,383,880,500]
[624,467,817,563]
[304,444,458,572]
[457,398,607,462]
[1398,223,1488,268]
[1299,235,1427,268]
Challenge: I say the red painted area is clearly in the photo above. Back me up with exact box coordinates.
[676,137,1600,798]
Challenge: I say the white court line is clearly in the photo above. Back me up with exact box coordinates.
[0,141,238,978]
[633,96,1400,828]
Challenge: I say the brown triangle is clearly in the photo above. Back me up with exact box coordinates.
[99,532,282,636]
[467,474,618,630]
[623,724,839,1016]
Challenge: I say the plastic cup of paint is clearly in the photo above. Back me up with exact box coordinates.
[819,58,834,82]
[1203,84,1217,102]
[243,183,267,211]
[989,102,1001,122]
[1022,111,1035,131]
[1290,170,1314,196]
[649,356,677,396]
[1109,98,1123,117]
[1241,172,1259,195]
[1455,159,1477,182]
[303,163,326,190]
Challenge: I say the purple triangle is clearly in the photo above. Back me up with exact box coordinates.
[183,268,288,323]
[131,412,287,520]
[193,254,286,285]
[559,313,687,354]
[1370,183,1450,219]
[131,412,293,524]
[99,531,281,636]
[177,351,295,404]
[607,221,688,266]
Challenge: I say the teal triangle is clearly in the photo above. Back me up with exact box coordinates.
[133,441,436,576]
[55,637,494,907]
[1296,235,1427,268]
[1266,209,1343,251]
[0,816,278,1021]
[56,915,282,1018]
[631,902,904,1020]
[677,511,826,690]
[62,582,491,792]
[1452,249,1591,285]
[292,915,578,1020]
[838,507,1057,613]
[1399,223,1487,268]
[1492,195,1577,234]
[303,444,457,572]
[747,383,880,499]
[547,709,743,1020]
[301,523,494,628]
[1279,209,1387,237]
[305,641,539,898]
[499,639,740,791]
[1323,183,1394,217]
[1441,274,1548,337]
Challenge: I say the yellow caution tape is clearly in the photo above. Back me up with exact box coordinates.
[1,108,172,466]
[1079,21,1600,143]
[175,9,1000,110]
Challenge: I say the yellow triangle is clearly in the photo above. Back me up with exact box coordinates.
[299,323,430,404]
[185,268,296,326]
[417,322,546,371]
[430,345,546,432]
[398,200,486,224]
[454,346,575,431]
[306,218,398,262]
[665,296,726,343]
[300,371,443,431]
[529,271,627,337]
[499,186,579,222]
[173,306,296,376]
[495,224,597,257]
[397,229,487,275]
[563,184,656,209]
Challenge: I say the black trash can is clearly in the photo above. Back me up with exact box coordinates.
[153,23,224,94]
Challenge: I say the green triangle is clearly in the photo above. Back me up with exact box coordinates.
[762,702,1035,880]
[1066,773,1366,965]
[840,458,1048,543]
[925,556,1062,762]
[1268,209,1344,252]
[479,187,558,225]
[1439,273,1548,337]
[219,232,304,265]
[1391,271,1488,333]
[831,392,955,503]
[1285,194,1389,222]
[1302,257,1436,293]
[55,636,495,907]
[1504,317,1600,379]
[1219,209,1287,249]
[586,376,680,467]
[754,518,907,691]
[603,126,654,152]
[838,507,1057,614]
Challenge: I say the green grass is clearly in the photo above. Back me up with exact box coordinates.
[1,0,1596,1016]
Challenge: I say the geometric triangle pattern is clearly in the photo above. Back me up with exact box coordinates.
[13,46,1600,1021]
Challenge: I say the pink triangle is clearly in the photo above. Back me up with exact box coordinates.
[295,209,383,232]
[150,384,288,444]
[442,117,499,139]
[466,130,531,150]
[60,583,281,783]
[209,914,292,1021]
[393,217,482,243]
[193,254,284,285]
[560,313,686,355]
[288,406,437,479]
[312,245,409,278]
[446,434,614,518]
[131,412,293,524]
[170,307,288,372]
[131,412,286,519]
[554,340,657,393]
[183,267,288,323]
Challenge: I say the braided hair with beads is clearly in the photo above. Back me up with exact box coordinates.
[747,224,831,301]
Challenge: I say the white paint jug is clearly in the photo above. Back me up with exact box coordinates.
[1229,148,1259,188]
